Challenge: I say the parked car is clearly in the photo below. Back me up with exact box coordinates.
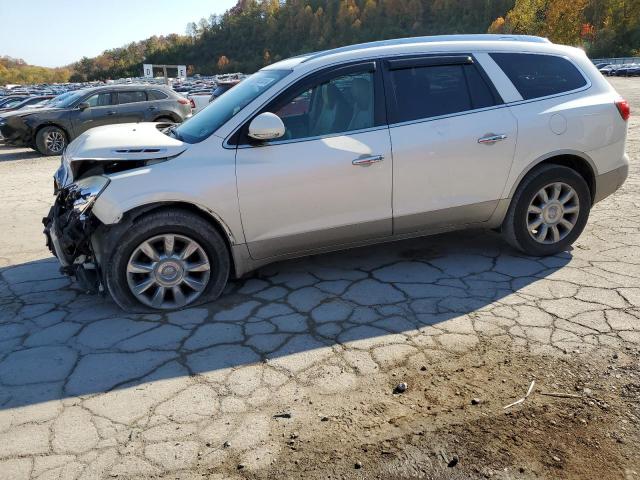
[44,34,629,311]
[614,63,640,76]
[187,91,211,114]
[599,64,617,75]
[0,85,191,155]
[0,95,54,112]
[0,95,29,108]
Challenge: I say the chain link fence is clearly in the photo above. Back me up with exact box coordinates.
[591,57,640,65]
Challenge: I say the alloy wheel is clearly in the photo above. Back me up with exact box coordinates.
[526,182,580,244]
[45,130,65,154]
[126,234,211,309]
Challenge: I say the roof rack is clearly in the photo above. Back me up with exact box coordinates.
[301,34,550,63]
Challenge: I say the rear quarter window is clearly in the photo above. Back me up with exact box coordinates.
[148,90,169,100]
[490,53,587,100]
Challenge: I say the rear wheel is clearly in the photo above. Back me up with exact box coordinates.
[35,126,67,156]
[154,116,174,123]
[502,164,591,256]
[105,209,230,312]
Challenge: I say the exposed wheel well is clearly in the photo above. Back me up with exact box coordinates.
[533,154,596,204]
[153,114,179,122]
[121,202,236,277]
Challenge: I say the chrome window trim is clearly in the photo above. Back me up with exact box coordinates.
[223,50,591,149]
[223,50,480,149]
[234,125,390,149]
[386,103,512,130]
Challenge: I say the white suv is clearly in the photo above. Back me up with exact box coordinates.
[44,34,630,311]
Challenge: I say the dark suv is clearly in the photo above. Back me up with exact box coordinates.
[0,85,192,155]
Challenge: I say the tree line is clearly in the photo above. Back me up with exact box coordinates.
[3,0,639,84]
[0,56,72,85]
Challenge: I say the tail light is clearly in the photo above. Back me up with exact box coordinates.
[615,99,630,121]
[177,98,189,105]
[189,98,196,109]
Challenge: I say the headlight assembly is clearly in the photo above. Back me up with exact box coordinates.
[66,175,110,215]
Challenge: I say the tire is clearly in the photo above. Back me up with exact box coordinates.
[154,116,174,123]
[104,209,230,312]
[502,164,591,256]
[35,126,67,156]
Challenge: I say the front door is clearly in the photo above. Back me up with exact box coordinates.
[235,62,393,259]
[72,91,118,136]
[384,56,518,233]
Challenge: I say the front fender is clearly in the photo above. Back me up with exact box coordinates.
[91,152,244,245]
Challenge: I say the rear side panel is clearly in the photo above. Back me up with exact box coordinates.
[483,50,628,200]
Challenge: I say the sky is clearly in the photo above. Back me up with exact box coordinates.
[0,0,238,67]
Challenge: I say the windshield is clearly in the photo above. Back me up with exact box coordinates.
[47,91,76,107]
[175,69,290,143]
[56,91,87,108]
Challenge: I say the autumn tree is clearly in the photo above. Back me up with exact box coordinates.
[13,0,634,84]
[217,55,230,71]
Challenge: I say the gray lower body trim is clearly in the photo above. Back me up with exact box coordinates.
[393,200,499,234]
[231,201,504,278]
[594,163,629,204]
[246,219,392,260]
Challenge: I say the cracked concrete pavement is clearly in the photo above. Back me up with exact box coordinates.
[0,78,639,479]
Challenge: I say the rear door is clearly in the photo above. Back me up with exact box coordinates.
[114,90,149,123]
[384,55,518,234]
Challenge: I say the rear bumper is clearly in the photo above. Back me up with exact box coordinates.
[594,160,629,204]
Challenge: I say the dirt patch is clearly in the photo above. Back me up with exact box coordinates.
[197,340,639,480]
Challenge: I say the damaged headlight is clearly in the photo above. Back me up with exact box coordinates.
[65,175,110,215]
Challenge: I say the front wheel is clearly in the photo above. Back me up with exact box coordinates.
[105,209,230,312]
[35,126,67,156]
[502,164,591,256]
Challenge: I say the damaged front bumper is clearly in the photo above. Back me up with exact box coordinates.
[43,174,110,292]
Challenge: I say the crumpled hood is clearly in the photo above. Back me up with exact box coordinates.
[0,107,54,120]
[65,122,188,162]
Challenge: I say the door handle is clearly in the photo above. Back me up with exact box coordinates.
[478,133,507,145]
[148,106,157,111]
[352,154,384,166]
[106,110,117,116]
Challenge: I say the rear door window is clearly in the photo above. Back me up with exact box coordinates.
[490,53,587,100]
[387,61,499,124]
[117,91,147,104]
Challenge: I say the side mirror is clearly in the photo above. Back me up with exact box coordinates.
[248,112,285,141]
[77,102,89,111]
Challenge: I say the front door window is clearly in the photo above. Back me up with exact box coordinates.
[273,71,375,141]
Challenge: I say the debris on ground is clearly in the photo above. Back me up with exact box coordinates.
[503,380,536,409]
[274,412,292,419]
[393,382,408,394]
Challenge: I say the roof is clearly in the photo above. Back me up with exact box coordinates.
[82,84,174,93]
[264,34,553,71]
[302,34,549,63]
